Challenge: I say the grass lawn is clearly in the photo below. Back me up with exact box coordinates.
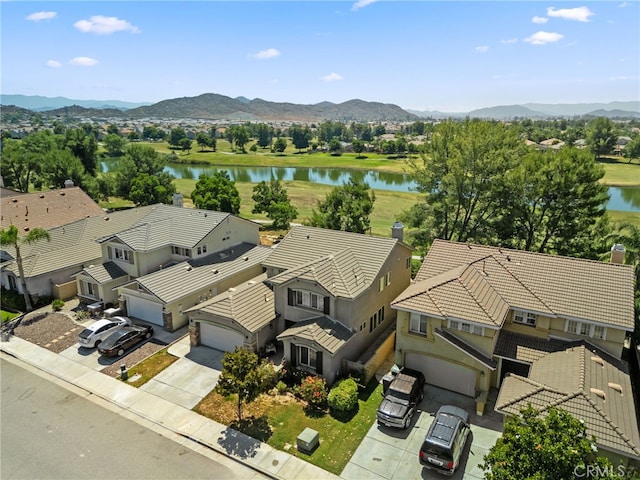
[121,348,179,388]
[2,310,19,324]
[194,379,383,475]
[608,210,640,225]
[597,156,640,186]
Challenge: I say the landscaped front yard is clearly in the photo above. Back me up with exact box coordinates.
[194,379,383,475]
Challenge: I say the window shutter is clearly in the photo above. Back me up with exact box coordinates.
[323,297,330,314]
[107,247,113,260]
[315,351,323,374]
[290,343,297,367]
[288,288,294,306]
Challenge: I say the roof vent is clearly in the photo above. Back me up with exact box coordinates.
[247,280,256,286]
[243,256,249,261]
[39,194,45,199]
[184,265,193,271]
[590,356,605,367]
[608,383,623,394]
[590,388,606,400]
[212,269,219,274]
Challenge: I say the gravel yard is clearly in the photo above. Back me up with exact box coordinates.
[10,311,168,377]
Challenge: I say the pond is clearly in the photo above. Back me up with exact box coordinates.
[101,161,640,213]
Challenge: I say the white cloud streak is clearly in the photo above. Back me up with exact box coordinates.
[251,48,281,60]
[46,60,62,68]
[532,16,548,24]
[524,31,564,45]
[69,56,99,67]
[500,38,518,45]
[74,15,140,34]
[321,72,343,82]
[475,45,489,53]
[546,7,594,22]
[352,0,377,11]
[26,11,57,21]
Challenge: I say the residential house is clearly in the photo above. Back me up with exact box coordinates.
[262,225,413,385]
[391,240,635,417]
[74,203,263,330]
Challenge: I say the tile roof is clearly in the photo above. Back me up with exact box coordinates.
[277,316,355,355]
[186,274,275,333]
[98,204,238,251]
[264,226,410,298]
[496,345,640,459]
[77,261,128,284]
[493,330,584,364]
[434,328,497,369]
[131,243,272,304]
[410,239,634,330]
[1,187,105,231]
[1,205,157,278]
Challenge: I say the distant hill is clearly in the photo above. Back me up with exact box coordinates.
[35,93,420,122]
[0,94,151,111]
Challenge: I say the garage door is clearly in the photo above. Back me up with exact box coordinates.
[125,295,163,325]
[200,323,244,352]
[405,353,476,397]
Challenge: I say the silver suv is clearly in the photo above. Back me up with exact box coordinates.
[419,405,470,476]
[77,316,131,348]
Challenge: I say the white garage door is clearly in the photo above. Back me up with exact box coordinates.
[125,295,163,325]
[200,323,244,352]
[405,353,476,397]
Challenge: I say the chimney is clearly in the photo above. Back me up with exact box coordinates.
[610,244,625,264]
[173,193,183,208]
[64,179,75,188]
[391,221,404,242]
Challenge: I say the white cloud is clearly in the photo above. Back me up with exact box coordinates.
[251,48,281,60]
[619,2,631,7]
[546,7,594,22]
[74,15,140,34]
[352,0,377,11]
[46,60,62,68]
[524,31,564,45]
[609,75,638,81]
[532,16,548,24]
[500,38,518,45]
[475,45,489,53]
[26,11,57,21]
[69,56,99,67]
[321,72,343,82]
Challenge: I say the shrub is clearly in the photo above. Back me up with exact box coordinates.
[296,375,328,409]
[75,310,90,321]
[276,380,288,395]
[328,377,359,414]
[51,299,65,311]
[0,290,25,312]
[256,360,279,392]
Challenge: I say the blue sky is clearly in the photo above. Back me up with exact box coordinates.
[2,1,638,112]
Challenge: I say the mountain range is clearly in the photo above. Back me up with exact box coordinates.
[2,94,639,122]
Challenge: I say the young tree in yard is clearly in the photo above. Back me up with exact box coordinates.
[309,177,376,234]
[273,137,288,153]
[252,180,298,229]
[587,117,617,158]
[481,406,620,480]
[0,225,51,312]
[215,347,264,421]
[191,171,240,214]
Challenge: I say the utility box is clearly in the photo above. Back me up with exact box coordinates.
[296,427,319,454]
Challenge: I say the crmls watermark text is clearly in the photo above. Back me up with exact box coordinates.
[574,464,627,478]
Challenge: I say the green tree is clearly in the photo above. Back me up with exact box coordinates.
[309,177,375,234]
[129,173,176,206]
[116,144,175,201]
[169,127,186,148]
[196,131,210,152]
[214,347,264,421]
[106,124,119,135]
[62,128,98,175]
[481,406,619,480]
[587,117,616,158]
[0,138,44,192]
[290,125,311,152]
[623,135,640,163]
[178,137,192,153]
[232,126,250,153]
[352,139,365,157]
[328,137,343,155]
[192,171,240,214]
[103,133,127,157]
[273,137,287,153]
[252,180,298,229]
[256,123,273,149]
[0,225,51,312]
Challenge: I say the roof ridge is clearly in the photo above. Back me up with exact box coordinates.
[459,261,506,326]
[581,393,640,456]
[500,376,557,408]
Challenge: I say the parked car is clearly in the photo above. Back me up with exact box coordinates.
[419,405,471,476]
[376,368,425,429]
[77,316,132,348]
[97,324,154,357]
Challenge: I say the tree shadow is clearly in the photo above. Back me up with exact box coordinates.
[330,404,360,423]
[217,415,272,459]
[358,377,381,402]
[303,405,328,419]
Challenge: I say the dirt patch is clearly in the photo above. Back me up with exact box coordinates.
[195,391,297,425]
[11,313,82,354]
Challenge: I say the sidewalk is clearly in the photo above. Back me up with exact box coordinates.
[0,334,343,480]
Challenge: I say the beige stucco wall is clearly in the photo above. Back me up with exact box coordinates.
[52,280,77,300]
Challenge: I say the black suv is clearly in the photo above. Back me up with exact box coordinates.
[376,368,425,429]
[419,405,471,476]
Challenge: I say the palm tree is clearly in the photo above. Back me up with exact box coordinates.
[0,225,51,312]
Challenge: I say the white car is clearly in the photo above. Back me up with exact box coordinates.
[77,316,132,348]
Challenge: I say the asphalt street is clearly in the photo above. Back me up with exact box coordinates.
[0,356,266,480]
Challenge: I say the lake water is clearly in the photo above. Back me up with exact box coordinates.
[102,161,640,213]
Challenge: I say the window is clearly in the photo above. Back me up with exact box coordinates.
[514,310,537,326]
[448,319,484,336]
[379,277,385,292]
[297,345,316,369]
[81,280,97,298]
[565,320,606,340]
[386,272,391,286]
[172,246,192,257]
[197,244,208,256]
[291,289,325,312]
[369,307,385,332]
[114,247,133,263]
[410,312,427,335]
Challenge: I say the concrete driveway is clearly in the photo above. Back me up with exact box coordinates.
[341,386,503,480]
